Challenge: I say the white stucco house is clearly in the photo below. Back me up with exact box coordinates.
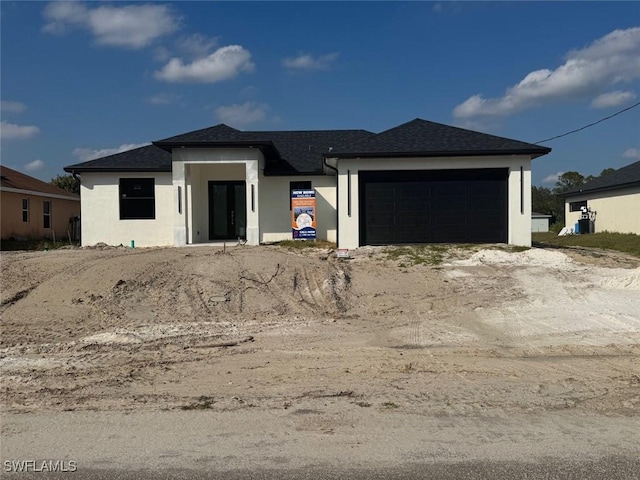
[64,118,551,249]
[563,160,640,235]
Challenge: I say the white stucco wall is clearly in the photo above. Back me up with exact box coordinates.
[565,187,640,234]
[80,172,174,247]
[330,155,533,249]
[259,174,337,243]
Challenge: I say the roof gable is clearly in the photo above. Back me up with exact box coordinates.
[329,118,550,158]
[1,165,79,198]
[564,160,640,196]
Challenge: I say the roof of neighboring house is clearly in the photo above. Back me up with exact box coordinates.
[1,165,79,199]
[328,119,551,158]
[64,118,551,174]
[563,160,640,197]
[65,145,172,173]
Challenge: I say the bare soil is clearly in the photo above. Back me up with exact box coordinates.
[1,243,639,418]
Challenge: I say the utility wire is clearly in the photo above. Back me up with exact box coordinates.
[535,101,640,144]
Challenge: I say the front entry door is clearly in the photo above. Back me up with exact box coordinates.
[208,181,246,240]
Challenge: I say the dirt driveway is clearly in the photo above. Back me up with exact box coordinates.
[1,243,638,417]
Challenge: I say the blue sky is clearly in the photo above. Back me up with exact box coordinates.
[1,1,639,186]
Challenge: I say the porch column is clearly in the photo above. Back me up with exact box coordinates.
[172,160,187,246]
[245,160,259,245]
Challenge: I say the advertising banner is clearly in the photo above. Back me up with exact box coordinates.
[291,189,316,240]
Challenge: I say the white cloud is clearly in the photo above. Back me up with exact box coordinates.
[1,121,40,140]
[591,90,637,108]
[623,148,640,159]
[1,100,27,113]
[148,93,181,105]
[215,102,268,127]
[24,159,45,172]
[42,1,87,34]
[283,52,339,71]
[73,143,150,162]
[454,27,640,118]
[542,172,564,185]
[155,45,254,83]
[42,2,179,49]
[177,33,218,59]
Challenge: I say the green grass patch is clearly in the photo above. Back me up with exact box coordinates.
[384,244,446,266]
[532,231,640,258]
[270,239,337,250]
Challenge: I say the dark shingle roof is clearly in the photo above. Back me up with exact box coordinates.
[1,165,79,198]
[64,145,171,173]
[329,118,551,158]
[154,126,375,174]
[64,118,551,174]
[563,160,640,197]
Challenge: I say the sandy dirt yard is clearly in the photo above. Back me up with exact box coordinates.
[1,242,640,476]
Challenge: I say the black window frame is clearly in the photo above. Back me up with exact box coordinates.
[43,200,51,229]
[119,178,156,220]
[290,180,312,210]
[569,200,587,212]
[22,198,29,223]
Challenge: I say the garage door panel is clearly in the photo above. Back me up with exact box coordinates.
[360,169,507,245]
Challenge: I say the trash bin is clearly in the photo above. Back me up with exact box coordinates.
[578,218,591,234]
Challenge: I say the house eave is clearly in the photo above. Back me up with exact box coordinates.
[64,166,172,174]
[562,181,640,198]
[323,148,551,160]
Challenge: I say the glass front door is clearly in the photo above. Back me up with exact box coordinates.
[208,181,246,240]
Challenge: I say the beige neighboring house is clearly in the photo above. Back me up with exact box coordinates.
[563,160,640,235]
[1,165,80,241]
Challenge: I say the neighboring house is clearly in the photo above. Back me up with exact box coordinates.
[64,118,550,249]
[1,165,80,241]
[531,212,552,232]
[563,160,640,235]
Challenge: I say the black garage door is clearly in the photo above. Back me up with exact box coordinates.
[359,169,508,245]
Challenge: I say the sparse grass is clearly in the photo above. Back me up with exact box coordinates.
[180,396,216,410]
[271,239,337,250]
[384,244,446,266]
[0,239,77,251]
[532,231,640,258]
[354,401,371,408]
[381,401,399,409]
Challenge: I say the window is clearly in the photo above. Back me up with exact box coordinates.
[120,178,155,220]
[569,200,587,212]
[290,180,312,209]
[43,201,51,228]
[22,199,29,223]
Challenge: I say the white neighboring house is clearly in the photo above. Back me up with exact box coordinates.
[64,118,551,249]
[563,160,640,235]
[531,212,552,232]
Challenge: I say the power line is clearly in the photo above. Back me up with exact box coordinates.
[535,101,640,144]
